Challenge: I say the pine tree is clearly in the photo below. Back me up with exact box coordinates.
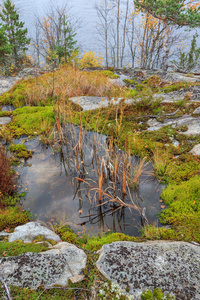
[55,17,78,64]
[0,0,30,65]
[0,27,11,64]
[134,0,200,70]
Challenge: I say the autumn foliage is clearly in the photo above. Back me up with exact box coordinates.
[0,148,16,203]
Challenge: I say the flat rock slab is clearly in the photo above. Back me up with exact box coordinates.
[96,241,200,299]
[0,117,12,125]
[163,72,200,83]
[0,242,87,289]
[69,96,123,111]
[8,222,60,243]
[147,115,200,135]
[153,93,185,103]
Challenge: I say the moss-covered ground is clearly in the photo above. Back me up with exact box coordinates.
[0,66,199,298]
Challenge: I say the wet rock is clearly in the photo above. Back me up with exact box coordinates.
[96,241,200,300]
[190,144,200,156]
[193,107,200,114]
[8,222,60,243]
[0,117,12,125]
[0,242,87,289]
[147,115,200,135]
[69,96,123,111]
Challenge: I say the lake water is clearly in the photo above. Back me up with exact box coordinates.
[13,0,102,54]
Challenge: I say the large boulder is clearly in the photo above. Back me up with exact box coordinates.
[8,222,60,243]
[96,241,200,300]
[0,242,87,288]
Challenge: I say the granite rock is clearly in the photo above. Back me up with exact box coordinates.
[147,115,200,135]
[8,222,60,243]
[96,241,200,300]
[0,242,87,289]
[190,144,200,156]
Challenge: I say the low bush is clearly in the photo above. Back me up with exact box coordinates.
[0,148,16,202]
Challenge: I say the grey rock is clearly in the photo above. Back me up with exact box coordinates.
[8,222,60,243]
[0,117,12,125]
[153,93,185,103]
[1,105,14,112]
[69,96,123,111]
[163,72,200,83]
[190,144,200,155]
[96,241,200,300]
[109,78,125,87]
[0,242,87,289]
[0,76,20,95]
[154,85,200,103]
[193,107,200,114]
[0,231,10,240]
[147,115,200,135]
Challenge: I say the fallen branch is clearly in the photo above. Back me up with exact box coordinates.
[0,275,12,300]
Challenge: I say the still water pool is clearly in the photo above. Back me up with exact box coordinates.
[16,125,164,236]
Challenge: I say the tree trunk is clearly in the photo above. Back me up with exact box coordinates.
[116,0,120,68]
[162,19,170,71]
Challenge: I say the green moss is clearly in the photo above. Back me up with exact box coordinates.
[32,235,57,245]
[85,232,142,251]
[0,193,25,207]
[159,176,200,242]
[165,158,200,183]
[0,110,12,117]
[123,79,137,86]
[0,78,35,107]
[7,106,55,138]
[0,240,48,257]
[162,81,198,93]
[101,70,120,79]
[8,143,32,159]
[141,289,175,300]
[0,207,32,231]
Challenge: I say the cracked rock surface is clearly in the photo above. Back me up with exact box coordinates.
[96,241,200,300]
[0,242,87,289]
[147,115,200,135]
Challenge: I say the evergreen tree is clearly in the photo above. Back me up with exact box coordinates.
[0,0,30,64]
[0,27,11,64]
[55,17,78,64]
[134,0,200,70]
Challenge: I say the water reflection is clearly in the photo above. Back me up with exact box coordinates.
[17,125,164,236]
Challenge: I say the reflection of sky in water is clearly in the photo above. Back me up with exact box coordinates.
[17,127,164,237]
